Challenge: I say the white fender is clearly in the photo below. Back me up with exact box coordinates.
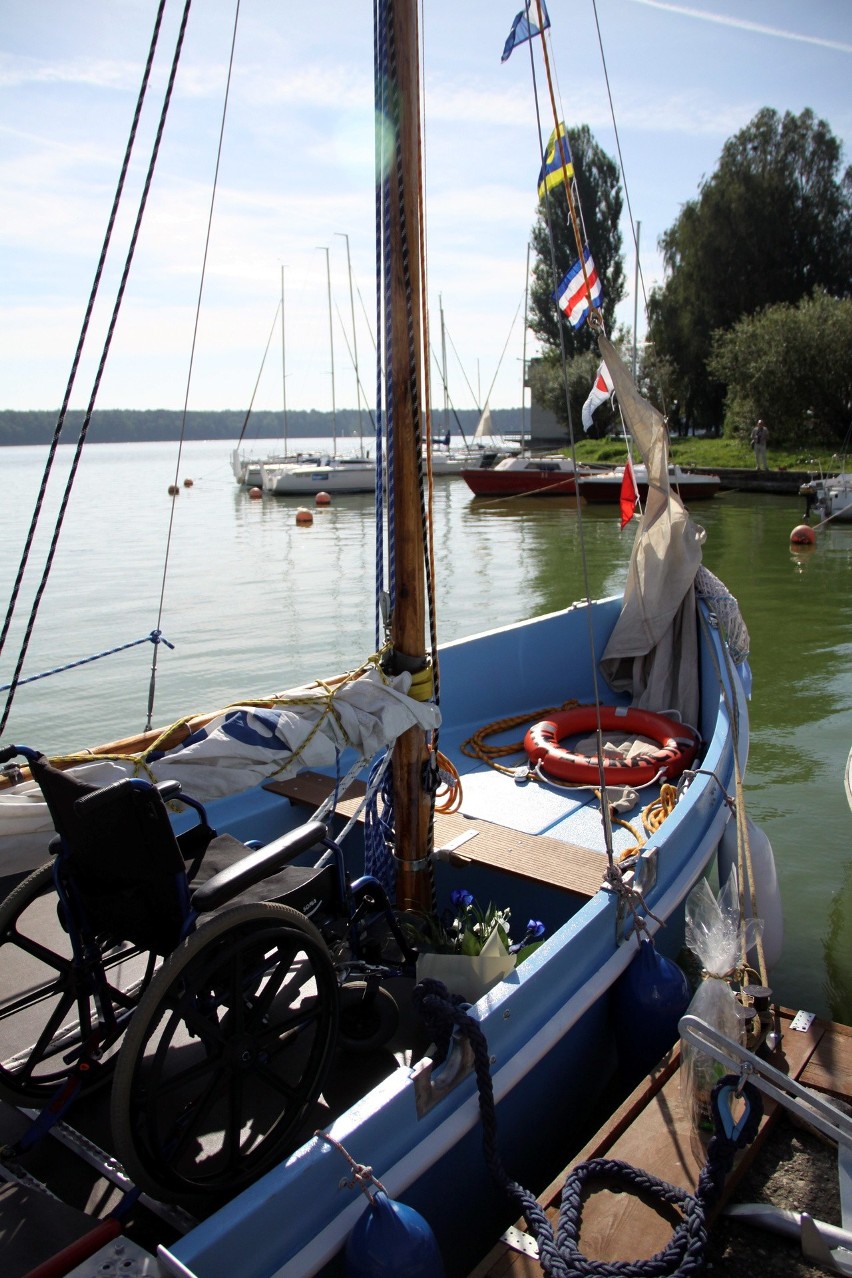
[718,814,784,972]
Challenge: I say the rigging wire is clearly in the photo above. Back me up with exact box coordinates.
[0,0,169,669]
[234,297,283,452]
[147,0,244,731]
[526,1,620,862]
[0,0,194,740]
[590,0,650,327]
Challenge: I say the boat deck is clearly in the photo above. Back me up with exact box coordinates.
[265,770,609,901]
[469,1009,852,1276]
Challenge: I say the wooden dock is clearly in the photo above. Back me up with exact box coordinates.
[471,1009,851,1276]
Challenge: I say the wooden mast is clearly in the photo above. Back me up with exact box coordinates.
[386,0,432,914]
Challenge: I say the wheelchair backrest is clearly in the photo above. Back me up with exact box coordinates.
[30,756,192,955]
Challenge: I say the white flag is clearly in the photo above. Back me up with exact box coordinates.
[581,361,614,432]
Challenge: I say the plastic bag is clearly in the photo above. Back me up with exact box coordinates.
[681,871,763,1134]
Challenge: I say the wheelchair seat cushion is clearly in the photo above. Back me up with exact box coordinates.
[191,833,336,920]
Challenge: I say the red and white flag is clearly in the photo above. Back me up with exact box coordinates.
[620,457,638,529]
[581,361,614,432]
[553,246,602,329]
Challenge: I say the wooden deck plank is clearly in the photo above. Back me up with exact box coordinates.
[264,772,605,899]
[470,1010,839,1276]
[799,1017,852,1098]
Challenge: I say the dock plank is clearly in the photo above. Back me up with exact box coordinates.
[471,1010,837,1276]
[799,1017,852,1099]
[265,772,605,899]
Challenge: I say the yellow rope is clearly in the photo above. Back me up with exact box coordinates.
[407,663,435,702]
[612,782,678,862]
[44,648,431,779]
[460,700,579,776]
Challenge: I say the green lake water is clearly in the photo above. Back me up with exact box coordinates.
[1,441,850,1022]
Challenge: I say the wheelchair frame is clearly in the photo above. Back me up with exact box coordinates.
[0,744,417,1204]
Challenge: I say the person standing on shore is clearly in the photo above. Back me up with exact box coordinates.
[751,418,769,470]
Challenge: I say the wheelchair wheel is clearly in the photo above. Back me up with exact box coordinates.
[0,862,160,1106]
[338,980,399,1053]
[111,901,339,1204]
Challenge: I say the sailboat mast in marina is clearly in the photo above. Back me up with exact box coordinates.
[318,245,338,458]
[336,231,366,457]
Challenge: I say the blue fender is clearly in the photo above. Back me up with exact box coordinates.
[345,1190,446,1278]
[614,936,691,1077]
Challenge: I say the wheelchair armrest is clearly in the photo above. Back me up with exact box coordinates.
[157,780,182,802]
[191,819,329,914]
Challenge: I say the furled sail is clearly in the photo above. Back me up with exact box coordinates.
[0,668,440,875]
[597,334,705,724]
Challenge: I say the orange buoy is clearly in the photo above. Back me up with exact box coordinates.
[183,478,194,488]
[315,491,331,507]
[790,524,816,545]
[249,486,263,500]
[295,507,314,525]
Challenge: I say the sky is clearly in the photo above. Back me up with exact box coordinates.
[1,0,851,419]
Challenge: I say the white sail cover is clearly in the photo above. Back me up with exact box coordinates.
[0,667,440,875]
[473,407,493,439]
[597,335,705,724]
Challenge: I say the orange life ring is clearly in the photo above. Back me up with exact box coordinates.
[524,705,700,787]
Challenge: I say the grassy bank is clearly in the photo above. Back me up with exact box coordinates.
[568,435,843,473]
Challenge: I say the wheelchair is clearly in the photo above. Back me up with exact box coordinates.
[0,744,417,1205]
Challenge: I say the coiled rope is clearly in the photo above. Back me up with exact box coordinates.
[461,701,579,775]
[413,978,762,1278]
[612,782,678,862]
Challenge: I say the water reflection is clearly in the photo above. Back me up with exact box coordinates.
[2,449,851,1022]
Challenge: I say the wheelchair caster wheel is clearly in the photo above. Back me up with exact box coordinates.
[338,981,399,1053]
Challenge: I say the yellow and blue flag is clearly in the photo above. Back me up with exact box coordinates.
[537,123,573,200]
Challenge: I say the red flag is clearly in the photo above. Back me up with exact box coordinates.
[620,459,637,529]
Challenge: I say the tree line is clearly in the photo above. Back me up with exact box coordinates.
[528,108,852,447]
[0,407,524,447]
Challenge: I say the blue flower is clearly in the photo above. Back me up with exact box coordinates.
[526,919,546,940]
[450,888,475,910]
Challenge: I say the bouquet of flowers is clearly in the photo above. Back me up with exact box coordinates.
[414,889,545,1003]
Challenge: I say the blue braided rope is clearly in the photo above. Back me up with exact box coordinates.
[411,982,763,1278]
[373,0,388,648]
[383,0,396,618]
[363,751,397,895]
[0,631,174,692]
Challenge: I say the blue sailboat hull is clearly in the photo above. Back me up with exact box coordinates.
[161,593,749,1278]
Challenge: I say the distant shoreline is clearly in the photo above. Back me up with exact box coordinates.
[0,407,524,447]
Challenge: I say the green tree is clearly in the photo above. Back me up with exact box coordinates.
[708,290,852,448]
[648,108,852,432]
[528,124,625,358]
